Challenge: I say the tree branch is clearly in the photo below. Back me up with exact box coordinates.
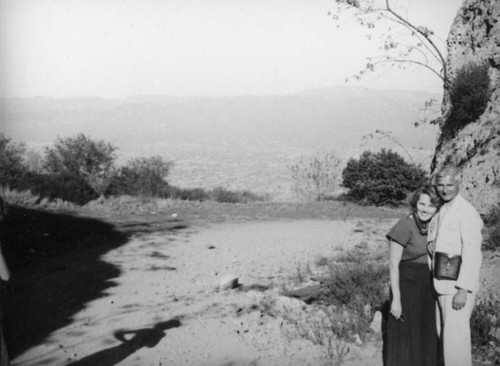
[384,0,448,87]
[370,58,445,83]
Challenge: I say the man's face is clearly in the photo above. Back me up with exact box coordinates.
[436,175,460,203]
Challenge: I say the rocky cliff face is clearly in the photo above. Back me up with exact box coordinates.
[432,0,500,214]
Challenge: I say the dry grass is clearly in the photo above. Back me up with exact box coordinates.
[0,186,78,210]
[82,195,405,224]
[1,186,406,225]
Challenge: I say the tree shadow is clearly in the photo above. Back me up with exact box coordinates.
[66,318,181,366]
[0,206,186,358]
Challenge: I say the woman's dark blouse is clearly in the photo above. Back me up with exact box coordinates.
[386,215,428,264]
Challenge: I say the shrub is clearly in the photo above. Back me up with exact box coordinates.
[324,260,388,315]
[289,152,343,201]
[0,134,27,179]
[470,294,500,363]
[0,186,78,210]
[314,249,389,342]
[0,186,42,207]
[209,187,265,204]
[342,149,427,206]
[168,186,210,201]
[162,186,265,203]
[44,133,117,196]
[482,203,500,251]
[109,156,173,198]
[4,172,97,205]
[283,307,350,366]
[443,62,491,140]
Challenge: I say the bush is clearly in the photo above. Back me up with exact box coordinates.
[482,203,500,251]
[282,307,350,365]
[109,156,173,198]
[162,186,265,203]
[324,259,388,313]
[318,250,389,342]
[470,294,500,363]
[168,186,210,201]
[289,152,342,201]
[4,172,97,205]
[342,149,427,206]
[0,134,27,179]
[209,187,265,203]
[443,62,491,140]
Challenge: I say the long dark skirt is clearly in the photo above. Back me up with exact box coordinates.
[0,327,8,366]
[385,261,438,366]
[0,286,9,366]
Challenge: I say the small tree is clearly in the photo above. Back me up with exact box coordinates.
[0,134,26,179]
[289,152,342,201]
[111,156,173,198]
[342,149,426,206]
[44,134,117,197]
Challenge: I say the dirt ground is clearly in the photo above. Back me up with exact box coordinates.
[6,202,500,366]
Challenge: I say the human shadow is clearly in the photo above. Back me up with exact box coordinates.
[0,205,186,358]
[66,318,181,366]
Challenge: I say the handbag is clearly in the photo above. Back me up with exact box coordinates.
[434,252,462,280]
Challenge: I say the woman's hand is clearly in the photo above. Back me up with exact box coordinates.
[390,298,402,320]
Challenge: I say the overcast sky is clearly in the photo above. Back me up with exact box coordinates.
[0,0,463,99]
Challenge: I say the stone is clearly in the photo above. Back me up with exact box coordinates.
[218,274,239,290]
[370,310,383,333]
[354,334,363,345]
[273,295,306,315]
[363,304,371,318]
[284,285,324,304]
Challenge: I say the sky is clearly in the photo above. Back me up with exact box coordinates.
[0,0,463,99]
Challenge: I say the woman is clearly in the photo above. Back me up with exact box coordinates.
[0,196,10,366]
[385,185,441,366]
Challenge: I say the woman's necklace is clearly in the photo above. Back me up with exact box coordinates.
[412,213,429,236]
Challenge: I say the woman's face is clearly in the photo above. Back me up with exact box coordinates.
[415,193,438,222]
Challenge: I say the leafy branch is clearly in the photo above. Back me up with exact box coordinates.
[331,0,450,89]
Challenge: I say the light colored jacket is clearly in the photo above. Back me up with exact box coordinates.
[428,194,483,295]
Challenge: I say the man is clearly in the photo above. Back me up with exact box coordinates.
[427,165,483,366]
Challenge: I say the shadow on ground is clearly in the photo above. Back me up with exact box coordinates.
[66,318,181,366]
[0,206,185,358]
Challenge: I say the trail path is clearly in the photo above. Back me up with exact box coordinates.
[12,218,404,366]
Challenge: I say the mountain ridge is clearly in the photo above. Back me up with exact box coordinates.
[1,85,440,150]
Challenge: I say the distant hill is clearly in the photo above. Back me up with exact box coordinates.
[0,86,441,200]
